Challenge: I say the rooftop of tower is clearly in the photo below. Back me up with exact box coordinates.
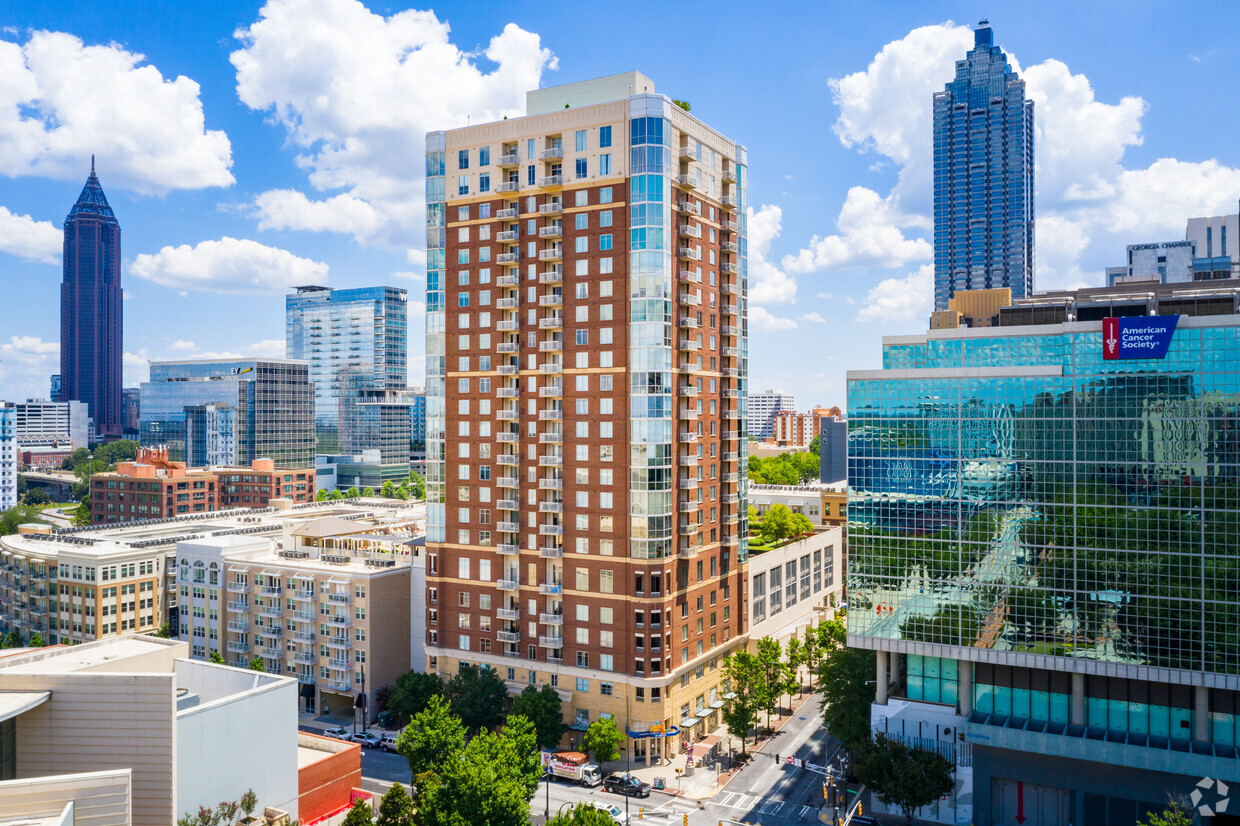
[66,155,118,226]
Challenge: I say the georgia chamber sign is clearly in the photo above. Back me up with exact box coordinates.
[1102,315,1179,360]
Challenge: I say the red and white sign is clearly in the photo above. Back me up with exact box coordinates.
[1103,317,1119,360]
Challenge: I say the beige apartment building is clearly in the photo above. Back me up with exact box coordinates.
[423,71,750,761]
[175,508,421,716]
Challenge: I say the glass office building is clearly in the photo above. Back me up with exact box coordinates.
[139,359,314,469]
[932,21,1034,312]
[286,285,408,453]
[848,283,1240,824]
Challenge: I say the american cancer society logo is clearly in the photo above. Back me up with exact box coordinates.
[1191,776,1230,817]
[1102,315,1179,361]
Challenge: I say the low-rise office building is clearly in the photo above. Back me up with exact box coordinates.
[750,482,848,528]
[0,636,298,826]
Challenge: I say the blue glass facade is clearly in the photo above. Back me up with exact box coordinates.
[933,23,1034,311]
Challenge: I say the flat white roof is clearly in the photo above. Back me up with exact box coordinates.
[0,691,50,721]
[0,636,179,674]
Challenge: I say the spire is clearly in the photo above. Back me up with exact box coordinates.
[66,157,118,226]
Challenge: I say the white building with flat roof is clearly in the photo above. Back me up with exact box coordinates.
[13,399,91,452]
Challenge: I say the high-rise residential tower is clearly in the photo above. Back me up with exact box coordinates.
[425,72,750,758]
[285,285,409,454]
[933,21,1034,311]
[60,158,123,438]
[747,389,795,439]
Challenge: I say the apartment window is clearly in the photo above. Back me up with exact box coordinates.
[575,213,588,230]
[576,677,590,692]
[600,186,612,203]
[600,234,613,251]
[575,190,588,207]
[575,159,587,179]
[479,147,490,166]
[599,154,611,176]
[599,210,613,228]
[576,652,589,667]
[458,149,469,170]
[479,173,490,192]
[599,125,612,148]
[575,237,588,253]
[599,654,613,671]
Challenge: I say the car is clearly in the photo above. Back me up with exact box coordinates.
[603,773,651,798]
[589,801,629,824]
[351,732,381,748]
[380,731,402,753]
[321,726,350,740]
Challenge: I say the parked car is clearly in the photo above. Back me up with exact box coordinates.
[589,801,630,824]
[351,732,381,748]
[380,731,403,753]
[603,773,651,798]
[322,726,350,740]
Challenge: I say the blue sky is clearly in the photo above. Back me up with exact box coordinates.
[3,1,1239,409]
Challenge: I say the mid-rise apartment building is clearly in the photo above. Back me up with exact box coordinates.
[770,410,814,448]
[748,390,795,439]
[424,71,749,758]
[848,282,1240,823]
[89,447,315,524]
[140,358,315,469]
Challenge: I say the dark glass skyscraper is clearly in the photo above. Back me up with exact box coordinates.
[933,22,1034,311]
[61,158,122,438]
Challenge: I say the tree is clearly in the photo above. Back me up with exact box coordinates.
[808,435,821,456]
[1,631,21,649]
[817,616,877,752]
[755,636,783,727]
[28,633,45,648]
[22,487,50,506]
[209,650,226,665]
[340,798,374,826]
[758,505,797,544]
[407,472,425,500]
[361,486,375,498]
[857,734,954,823]
[384,670,444,727]
[721,650,762,755]
[546,802,616,825]
[672,99,691,112]
[316,489,329,502]
[802,624,822,689]
[344,487,361,499]
[581,716,624,765]
[511,683,566,749]
[396,693,467,782]
[327,489,345,501]
[153,623,173,639]
[380,480,395,499]
[1138,803,1194,826]
[247,656,266,672]
[375,783,414,826]
[71,502,92,526]
[446,662,508,733]
[784,636,805,708]
[0,504,50,536]
[239,789,258,821]
[215,801,239,825]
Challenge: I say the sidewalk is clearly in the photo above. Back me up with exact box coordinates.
[623,689,819,802]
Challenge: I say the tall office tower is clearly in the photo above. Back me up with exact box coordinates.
[747,390,795,439]
[0,404,15,511]
[140,359,315,468]
[60,158,123,437]
[848,282,1240,823]
[49,375,61,404]
[933,21,1034,311]
[121,387,141,439]
[285,285,409,453]
[425,72,750,756]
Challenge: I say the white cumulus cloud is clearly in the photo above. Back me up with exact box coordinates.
[856,265,933,324]
[747,204,797,305]
[749,306,797,332]
[0,335,58,401]
[782,186,931,273]
[231,0,555,250]
[131,237,329,294]
[800,312,826,324]
[0,30,233,194]
[123,349,150,387]
[0,206,60,264]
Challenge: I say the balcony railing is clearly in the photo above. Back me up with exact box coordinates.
[496,181,520,193]
[496,607,520,621]
[497,630,521,643]
[498,153,520,167]
[539,612,564,625]
[497,207,519,220]
[539,582,562,595]
[497,544,519,555]
[538,201,562,215]
[497,579,520,591]
[537,175,563,188]
[676,174,698,189]
[539,546,563,558]
[538,147,563,160]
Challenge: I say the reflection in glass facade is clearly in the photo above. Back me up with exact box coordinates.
[848,320,1240,677]
[139,359,315,469]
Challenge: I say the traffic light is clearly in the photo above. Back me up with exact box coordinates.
[682,815,688,826]
[800,758,806,769]
[858,803,863,816]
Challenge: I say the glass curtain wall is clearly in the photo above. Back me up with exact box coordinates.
[425,134,447,544]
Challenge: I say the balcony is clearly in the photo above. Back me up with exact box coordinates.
[496,607,520,621]
[291,610,315,622]
[497,543,519,555]
[723,282,740,295]
[324,636,352,649]
[721,195,739,210]
[538,635,564,648]
[226,620,249,633]
[497,630,521,644]
[679,270,701,284]
[537,175,563,189]
[227,581,248,593]
[497,207,520,220]
[497,252,519,265]
[327,615,350,627]
[679,224,701,239]
[498,153,520,167]
[540,269,563,284]
[258,604,281,618]
[256,626,283,639]
[328,679,352,692]
[497,454,519,466]
[679,293,702,306]
[293,652,316,664]
[724,512,739,524]
[680,406,700,419]
[722,493,739,504]
[678,143,695,159]
[291,590,315,602]
[259,585,281,597]
[539,582,563,595]
[494,519,519,533]
[539,431,563,444]
[497,579,520,591]
[497,342,520,355]
[680,386,699,396]
[497,298,520,311]
[497,273,520,286]
[539,339,563,353]
[723,346,740,358]
[227,641,249,654]
[678,432,697,443]
[496,387,519,399]
[678,201,700,215]
[327,593,350,604]
[723,473,739,483]
[538,316,563,329]
[676,174,698,189]
[723,431,740,441]
[539,477,563,490]
[722,241,739,254]
[539,524,563,536]
[680,339,702,351]
[679,499,697,513]
[722,219,739,233]
[497,498,519,510]
[293,630,316,642]
[723,389,740,399]
[679,246,700,261]
[539,455,562,467]
[723,304,739,316]
[724,452,739,462]
[538,147,563,161]
[496,320,520,332]
[539,225,563,239]
[722,166,737,183]
[497,475,520,488]
[497,432,519,444]
[539,201,562,215]
[539,409,562,421]
[680,454,700,466]
[538,247,563,261]
[497,230,520,243]
[722,261,739,274]
[539,546,563,558]
[539,612,564,625]
[539,500,563,513]
[538,292,565,308]
[496,181,520,193]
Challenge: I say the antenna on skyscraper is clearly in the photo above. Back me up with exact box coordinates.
[91,154,95,176]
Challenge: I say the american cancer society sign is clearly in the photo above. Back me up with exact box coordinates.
[1102,315,1179,360]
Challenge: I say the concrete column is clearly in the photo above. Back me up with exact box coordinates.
[1071,672,1085,726]
[1195,686,1210,743]
[958,660,972,717]
[876,651,888,705]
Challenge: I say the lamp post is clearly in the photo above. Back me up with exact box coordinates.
[543,759,550,820]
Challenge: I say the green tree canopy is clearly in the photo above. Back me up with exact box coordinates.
[721,650,762,754]
[446,663,508,733]
[340,798,374,826]
[22,487,50,506]
[28,633,45,648]
[817,615,876,752]
[375,783,414,826]
[1138,803,1193,826]
[755,636,784,726]
[581,716,624,765]
[857,734,954,823]
[396,693,467,782]
[247,656,266,672]
[209,650,226,665]
[546,802,616,825]
[384,670,445,727]
[748,451,820,486]
[510,684,567,750]
[0,504,50,536]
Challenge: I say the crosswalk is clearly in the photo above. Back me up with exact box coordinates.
[711,792,818,820]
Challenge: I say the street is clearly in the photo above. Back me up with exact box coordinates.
[306,695,839,824]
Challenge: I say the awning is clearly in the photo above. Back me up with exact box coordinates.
[299,681,316,699]
[228,566,249,573]
[709,700,724,710]
[0,691,50,722]
[259,570,280,577]
[695,709,712,719]
[679,716,698,728]
[722,692,737,700]
[294,572,315,580]
[328,577,351,585]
